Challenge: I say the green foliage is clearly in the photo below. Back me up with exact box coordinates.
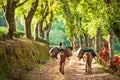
[15,0,34,17]
[0,9,7,27]
[37,38,49,44]
[58,0,120,41]
[0,27,9,40]
[49,20,68,46]
[114,38,120,56]
[15,17,24,31]
[14,31,24,38]
[0,27,25,40]
[0,0,5,8]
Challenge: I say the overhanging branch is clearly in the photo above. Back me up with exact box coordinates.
[16,0,28,7]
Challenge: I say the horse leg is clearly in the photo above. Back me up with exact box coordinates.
[85,64,87,74]
[59,55,62,73]
[89,64,92,74]
[83,55,88,74]
[61,62,65,74]
[89,58,93,74]
[87,64,90,74]
[59,66,61,72]
[59,62,62,73]
[87,63,90,74]
[61,57,65,74]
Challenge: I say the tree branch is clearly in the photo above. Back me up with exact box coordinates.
[16,0,28,7]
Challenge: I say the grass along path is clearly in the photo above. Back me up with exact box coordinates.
[22,54,120,80]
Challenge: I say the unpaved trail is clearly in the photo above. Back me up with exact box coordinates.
[22,54,120,80]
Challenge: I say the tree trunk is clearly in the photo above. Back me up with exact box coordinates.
[34,22,39,41]
[95,28,103,53]
[3,0,28,39]
[79,35,83,47]
[3,1,16,39]
[70,37,76,50]
[108,30,114,61]
[44,23,51,42]
[92,37,95,48]
[38,21,44,38]
[99,28,103,52]
[84,33,88,47]
[89,38,92,47]
[45,11,53,42]
[95,28,99,53]
[24,18,32,39]
[24,0,38,39]
[46,30,50,42]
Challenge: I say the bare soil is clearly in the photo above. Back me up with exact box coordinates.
[22,54,120,80]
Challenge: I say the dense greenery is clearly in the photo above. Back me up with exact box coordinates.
[0,0,120,43]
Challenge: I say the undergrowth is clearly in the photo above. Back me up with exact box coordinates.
[0,27,24,40]
[0,38,50,80]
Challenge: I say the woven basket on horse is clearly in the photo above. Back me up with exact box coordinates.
[49,47,59,58]
[65,47,73,57]
[77,48,97,59]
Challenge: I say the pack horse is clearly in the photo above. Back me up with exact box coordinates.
[77,48,97,74]
[49,47,72,74]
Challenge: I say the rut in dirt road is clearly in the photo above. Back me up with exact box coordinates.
[22,54,120,80]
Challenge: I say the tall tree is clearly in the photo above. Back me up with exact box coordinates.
[24,0,39,39]
[2,0,28,38]
[108,29,114,61]
[34,0,49,41]
[44,11,53,41]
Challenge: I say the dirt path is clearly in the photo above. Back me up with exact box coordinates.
[22,54,119,80]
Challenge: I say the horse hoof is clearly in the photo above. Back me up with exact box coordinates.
[61,71,64,75]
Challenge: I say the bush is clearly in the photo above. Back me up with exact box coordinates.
[0,27,9,40]
[109,56,120,75]
[38,38,49,44]
[14,31,24,38]
[0,27,25,40]
[0,39,50,79]
[99,40,120,76]
[99,48,109,62]
[99,41,110,62]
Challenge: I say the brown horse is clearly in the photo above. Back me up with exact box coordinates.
[58,47,72,74]
[58,50,68,74]
[49,47,72,74]
[83,51,93,74]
